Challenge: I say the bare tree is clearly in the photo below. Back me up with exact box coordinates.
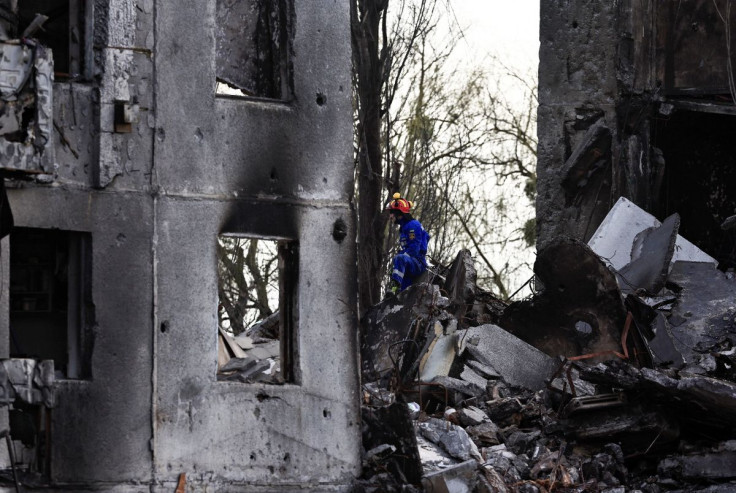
[384,10,538,296]
[217,237,278,335]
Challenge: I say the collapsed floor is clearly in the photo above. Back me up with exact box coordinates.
[356,199,736,492]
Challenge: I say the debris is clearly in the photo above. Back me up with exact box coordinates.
[175,473,186,493]
[443,249,477,320]
[358,224,736,491]
[501,238,634,362]
[588,197,717,270]
[417,417,481,462]
[361,401,423,485]
[615,213,680,294]
[421,459,478,493]
[419,321,459,382]
[560,119,612,204]
[457,325,558,391]
[665,261,736,366]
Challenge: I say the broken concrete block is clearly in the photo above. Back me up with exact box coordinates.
[418,417,481,462]
[361,283,447,384]
[459,365,488,391]
[246,340,280,361]
[247,311,280,340]
[465,359,501,380]
[658,450,736,480]
[666,261,736,366]
[421,459,478,493]
[416,433,458,473]
[432,376,484,403]
[504,429,541,456]
[588,197,717,271]
[456,325,558,391]
[457,406,490,427]
[466,421,500,446]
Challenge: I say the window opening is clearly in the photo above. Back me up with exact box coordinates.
[215,0,293,100]
[16,0,91,79]
[9,227,93,379]
[652,110,736,271]
[216,235,298,384]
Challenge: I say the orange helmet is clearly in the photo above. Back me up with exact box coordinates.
[386,192,413,214]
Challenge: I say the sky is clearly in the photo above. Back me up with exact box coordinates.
[446,0,540,77]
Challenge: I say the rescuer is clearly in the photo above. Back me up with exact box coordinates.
[386,192,430,295]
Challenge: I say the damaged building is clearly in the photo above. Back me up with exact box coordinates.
[2,0,736,491]
[537,0,736,270]
[355,2,736,491]
[0,0,360,490]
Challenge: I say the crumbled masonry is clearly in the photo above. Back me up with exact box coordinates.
[357,229,736,491]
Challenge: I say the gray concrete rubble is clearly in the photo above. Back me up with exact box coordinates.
[457,325,558,391]
[360,237,736,490]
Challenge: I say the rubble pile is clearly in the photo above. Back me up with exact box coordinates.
[356,199,736,492]
[216,312,282,383]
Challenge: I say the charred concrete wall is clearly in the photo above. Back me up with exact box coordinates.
[537,0,736,271]
[2,0,360,490]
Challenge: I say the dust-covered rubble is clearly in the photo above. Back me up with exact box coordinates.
[355,205,736,493]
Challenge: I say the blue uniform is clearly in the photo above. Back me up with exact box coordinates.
[391,217,429,290]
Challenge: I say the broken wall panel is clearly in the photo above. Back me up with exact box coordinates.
[0,42,54,175]
[588,197,717,272]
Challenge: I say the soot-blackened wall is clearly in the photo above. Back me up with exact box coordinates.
[2,0,360,490]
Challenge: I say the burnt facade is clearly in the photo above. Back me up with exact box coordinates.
[0,0,360,490]
[537,0,736,271]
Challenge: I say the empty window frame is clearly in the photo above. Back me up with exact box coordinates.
[16,0,94,79]
[9,227,93,379]
[215,0,293,100]
[652,110,736,271]
[216,235,298,384]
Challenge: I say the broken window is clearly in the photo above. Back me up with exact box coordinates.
[215,0,293,100]
[652,110,736,271]
[16,0,92,79]
[9,227,94,379]
[216,235,298,384]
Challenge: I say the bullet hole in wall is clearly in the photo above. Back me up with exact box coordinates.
[332,218,347,243]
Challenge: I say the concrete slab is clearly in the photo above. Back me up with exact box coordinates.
[666,261,736,365]
[419,322,458,382]
[457,325,559,391]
